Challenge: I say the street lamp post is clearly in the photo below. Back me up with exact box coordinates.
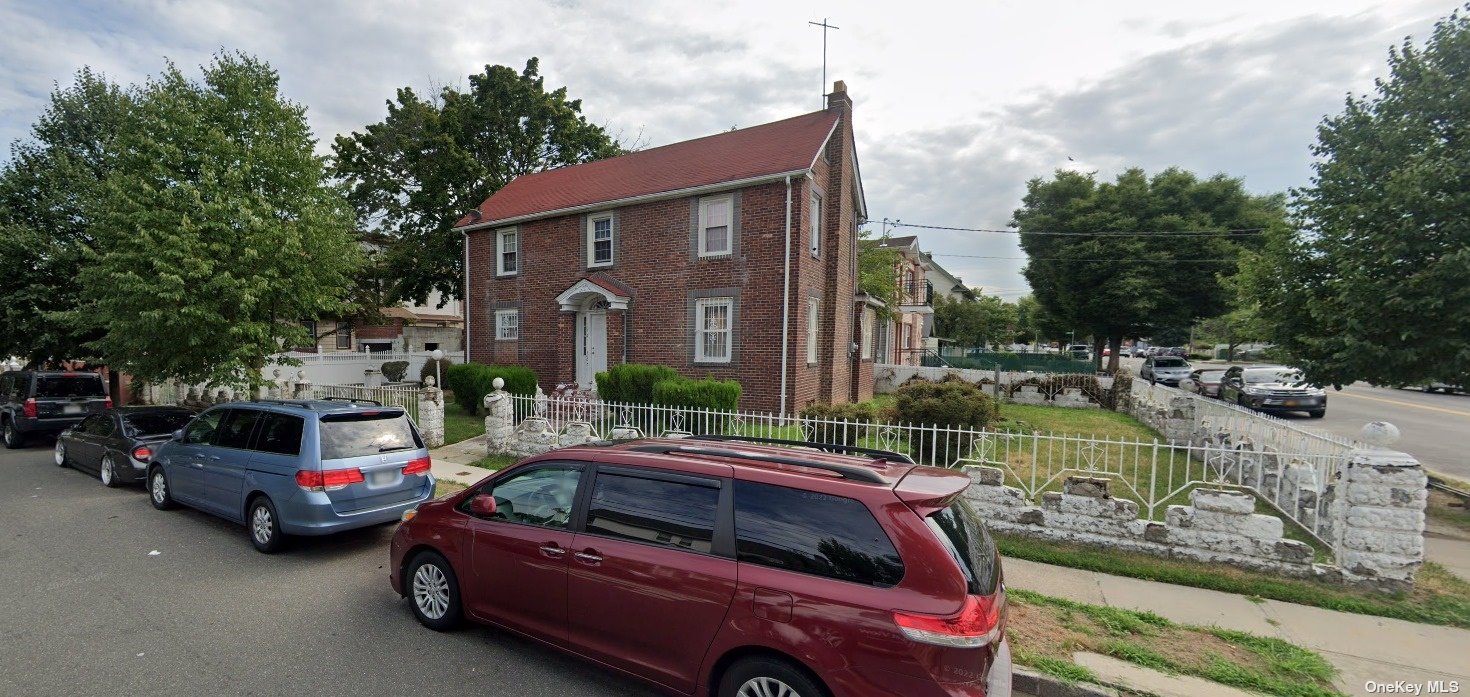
[430,349,444,388]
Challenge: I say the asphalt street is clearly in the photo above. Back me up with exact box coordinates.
[0,442,658,697]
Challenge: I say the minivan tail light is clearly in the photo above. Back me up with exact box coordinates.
[132,446,153,462]
[104,398,113,409]
[401,456,431,476]
[893,595,1003,648]
[23,398,37,418]
[295,468,365,491]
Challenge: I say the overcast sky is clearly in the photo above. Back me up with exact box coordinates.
[0,0,1453,297]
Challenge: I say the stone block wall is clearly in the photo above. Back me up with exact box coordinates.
[1329,449,1427,592]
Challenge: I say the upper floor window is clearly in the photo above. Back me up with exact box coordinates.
[699,195,732,257]
[809,191,822,257]
[497,228,518,276]
[695,297,733,362]
[496,309,519,341]
[588,214,614,267]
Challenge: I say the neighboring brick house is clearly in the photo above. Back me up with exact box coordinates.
[455,82,871,414]
[876,235,933,366]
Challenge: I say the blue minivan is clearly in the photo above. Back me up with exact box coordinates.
[148,399,435,553]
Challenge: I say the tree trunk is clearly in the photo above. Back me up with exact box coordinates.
[1092,336,1105,372]
[1107,334,1122,374]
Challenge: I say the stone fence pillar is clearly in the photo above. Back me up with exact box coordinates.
[294,378,312,400]
[1333,422,1427,592]
[484,378,515,454]
[417,376,444,448]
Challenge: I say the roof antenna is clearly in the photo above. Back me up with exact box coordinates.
[808,17,839,108]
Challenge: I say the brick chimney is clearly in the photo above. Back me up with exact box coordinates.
[826,80,851,112]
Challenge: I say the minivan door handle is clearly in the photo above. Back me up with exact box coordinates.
[574,550,602,565]
[538,544,567,559]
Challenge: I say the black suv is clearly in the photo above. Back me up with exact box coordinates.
[1,370,112,448]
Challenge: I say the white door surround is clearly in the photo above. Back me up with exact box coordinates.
[574,299,608,388]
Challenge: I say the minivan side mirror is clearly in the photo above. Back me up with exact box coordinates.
[469,494,498,517]
[172,429,184,441]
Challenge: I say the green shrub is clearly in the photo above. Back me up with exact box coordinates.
[595,363,681,404]
[651,377,741,433]
[444,363,538,415]
[419,357,454,386]
[380,360,409,383]
[894,374,998,464]
[799,402,875,446]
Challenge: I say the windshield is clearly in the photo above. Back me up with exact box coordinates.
[123,411,194,437]
[925,498,1000,595]
[1244,369,1303,384]
[1153,358,1188,368]
[320,412,422,459]
[1197,370,1226,380]
[34,375,106,399]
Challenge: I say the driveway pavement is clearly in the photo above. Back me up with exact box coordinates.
[0,442,657,697]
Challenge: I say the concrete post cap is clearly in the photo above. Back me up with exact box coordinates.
[492,377,505,390]
[1360,421,1400,447]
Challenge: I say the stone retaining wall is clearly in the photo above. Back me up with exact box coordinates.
[873,364,1113,408]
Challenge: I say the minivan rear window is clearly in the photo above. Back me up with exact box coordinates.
[34,375,106,399]
[319,412,421,460]
[926,498,1000,595]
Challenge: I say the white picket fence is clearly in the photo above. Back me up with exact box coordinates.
[308,383,421,423]
[511,393,1349,552]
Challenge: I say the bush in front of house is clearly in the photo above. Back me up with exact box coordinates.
[651,376,741,433]
[380,360,409,383]
[444,363,538,415]
[594,363,681,404]
[894,374,998,464]
[419,357,455,386]
[799,402,876,447]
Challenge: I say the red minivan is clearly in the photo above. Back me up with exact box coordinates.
[389,437,1010,696]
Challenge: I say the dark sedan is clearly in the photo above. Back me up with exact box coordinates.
[55,407,195,487]
[1186,368,1227,398]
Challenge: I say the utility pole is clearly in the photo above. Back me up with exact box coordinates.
[808,18,839,107]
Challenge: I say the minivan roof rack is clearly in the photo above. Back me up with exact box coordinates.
[627,443,888,484]
[686,434,915,464]
[316,396,384,407]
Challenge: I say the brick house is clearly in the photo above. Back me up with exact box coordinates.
[455,82,872,414]
[875,235,933,366]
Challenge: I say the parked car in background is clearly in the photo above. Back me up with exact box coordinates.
[1416,381,1463,394]
[1066,344,1092,360]
[1,370,111,449]
[390,436,1012,697]
[1220,366,1327,417]
[1184,368,1227,398]
[1140,356,1192,385]
[150,398,435,553]
[55,406,196,487]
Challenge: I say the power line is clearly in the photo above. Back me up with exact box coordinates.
[932,254,1238,262]
[879,219,1266,237]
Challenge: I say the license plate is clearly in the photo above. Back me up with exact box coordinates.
[370,470,396,486]
[62,405,82,415]
[1284,400,1298,406]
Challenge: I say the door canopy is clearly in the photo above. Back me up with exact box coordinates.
[556,276,632,312]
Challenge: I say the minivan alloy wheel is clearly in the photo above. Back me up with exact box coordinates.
[412,563,451,620]
[736,677,803,697]
[251,506,274,545]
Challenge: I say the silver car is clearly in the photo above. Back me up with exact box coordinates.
[1140,356,1192,385]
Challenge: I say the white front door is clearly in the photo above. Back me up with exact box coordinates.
[575,310,607,388]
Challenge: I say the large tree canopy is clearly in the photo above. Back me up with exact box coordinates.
[78,52,361,388]
[0,68,131,366]
[331,58,623,306]
[1242,5,1470,388]
[933,293,1017,349]
[1012,167,1283,370]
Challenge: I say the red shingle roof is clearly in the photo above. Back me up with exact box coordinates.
[457,110,841,228]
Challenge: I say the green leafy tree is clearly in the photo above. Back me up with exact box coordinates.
[78,52,361,389]
[933,294,1017,349]
[0,68,132,366]
[1012,167,1283,372]
[331,58,623,306]
[857,228,902,320]
[1243,6,1470,387]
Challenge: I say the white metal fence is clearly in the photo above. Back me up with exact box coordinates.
[512,393,1348,553]
[1130,380,1357,459]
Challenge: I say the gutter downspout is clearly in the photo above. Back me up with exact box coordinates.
[462,231,471,364]
[779,175,794,416]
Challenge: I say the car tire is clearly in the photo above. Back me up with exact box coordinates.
[247,496,286,554]
[100,453,120,488]
[148,466,176,510]
[719,656,828,697]
[1308,409,1326,418]
[406,551,463,631]
[2,418,23,449]
[54,439,69,467]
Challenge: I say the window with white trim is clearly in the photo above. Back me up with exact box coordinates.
[806,298,819,364]
[495,309,519,340]
[809,191,822,257]
[695,297,733,362]
[496,228,518,276]
[587,214,613,267]
[862,308,874,359]
[698,196,732,257]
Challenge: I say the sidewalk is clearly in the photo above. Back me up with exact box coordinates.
[428,435,496,486]
[1004,558,1470,697]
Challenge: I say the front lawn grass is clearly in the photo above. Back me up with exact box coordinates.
[997,532,1470,630]
[443,400,485,445]
[1008,589,1340,697]
[468,453,519,471]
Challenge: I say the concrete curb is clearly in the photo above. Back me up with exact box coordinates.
[1013,667,1138,697]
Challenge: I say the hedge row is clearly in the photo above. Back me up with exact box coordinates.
[595,363,680,404]
[444,363,538,415]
